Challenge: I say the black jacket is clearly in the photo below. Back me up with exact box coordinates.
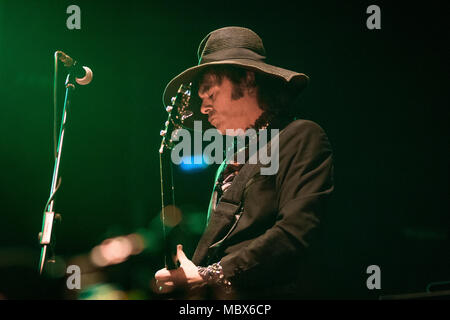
[192,119,334,299]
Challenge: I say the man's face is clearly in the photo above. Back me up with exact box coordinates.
[198,71,263,134]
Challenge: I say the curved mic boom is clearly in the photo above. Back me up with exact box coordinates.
[56,50,93,85]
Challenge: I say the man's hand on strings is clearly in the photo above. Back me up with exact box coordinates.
[154,244,204,291]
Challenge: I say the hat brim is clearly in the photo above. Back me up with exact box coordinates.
[162,59,309,131]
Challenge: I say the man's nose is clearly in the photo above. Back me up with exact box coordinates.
[199,96,213,114]
[200,102,212,114]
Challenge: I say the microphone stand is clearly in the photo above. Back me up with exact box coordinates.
[38,73,76,275]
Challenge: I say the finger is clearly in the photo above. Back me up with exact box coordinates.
[176,244,188,264]
[158,280,175,287]
[154,268,173,281]
[154,280,175,294]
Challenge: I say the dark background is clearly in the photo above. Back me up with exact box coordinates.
[0,0,448,299]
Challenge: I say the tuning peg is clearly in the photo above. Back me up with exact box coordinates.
[166,106,173,113]
[180,110,193,121]
[160,130,167,136]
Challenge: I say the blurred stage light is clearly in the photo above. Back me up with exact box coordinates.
[160,205,182,227]
[182,211,206,235]
[126,233,145,255]
[90,233,145,267]
[78,283,127,300]
[179,154,209,172]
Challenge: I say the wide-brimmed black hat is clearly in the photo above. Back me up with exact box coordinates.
[162,26,309,129]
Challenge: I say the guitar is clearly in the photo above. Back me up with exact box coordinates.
[158,83,193,269]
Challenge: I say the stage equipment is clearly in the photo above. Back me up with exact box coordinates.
[38,51,93,275]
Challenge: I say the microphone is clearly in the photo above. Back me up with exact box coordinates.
[56,51,93,85]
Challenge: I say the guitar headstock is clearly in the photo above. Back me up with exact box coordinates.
[159,83,193,154]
